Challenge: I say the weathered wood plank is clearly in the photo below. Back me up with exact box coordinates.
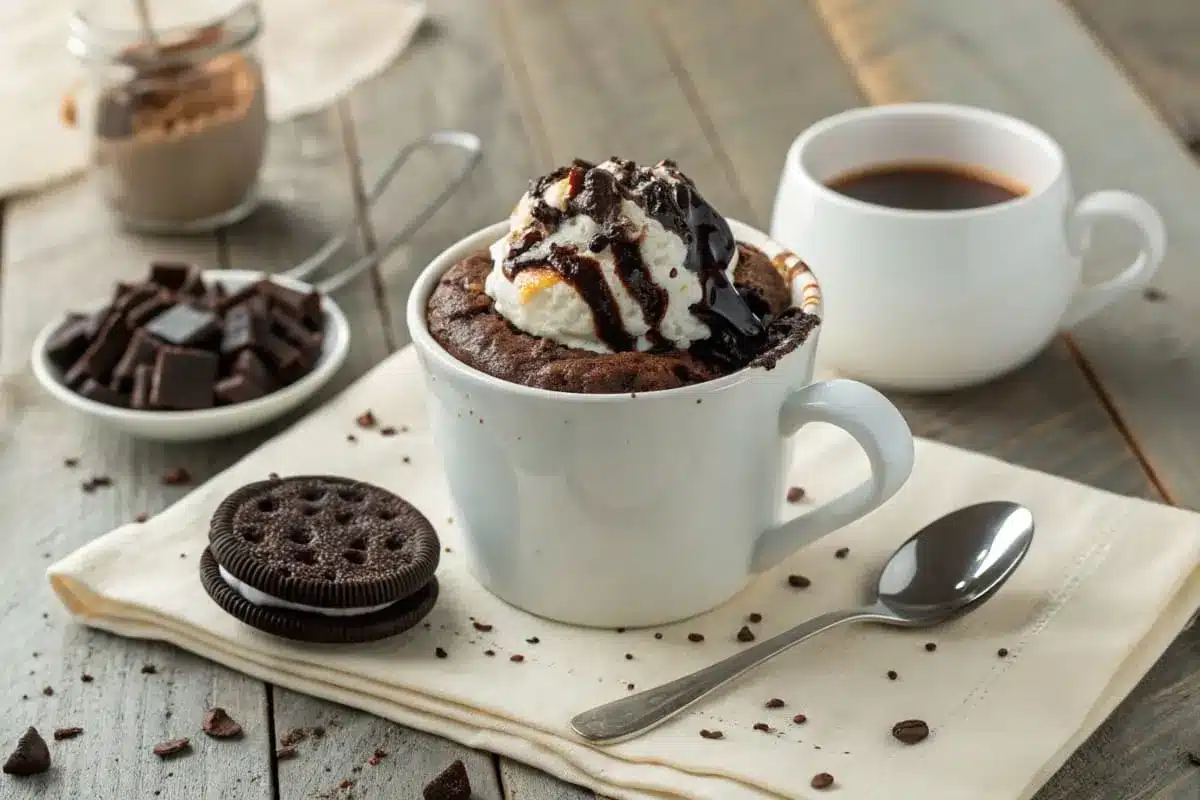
[499,760,597,800]
[267,3,516,796]
[0,165,269,799]
[1069,0,1200,144]
[804,2,1199,796]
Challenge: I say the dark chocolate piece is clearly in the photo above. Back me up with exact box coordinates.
[74,313,132,384]
[80,378,129,407]
[423,759,471,800]
[150,262,194,291]
[232,349,276,391]
[256,279,323,327]
[113,282,157,316]
[221,303,268,357]
[263,334,306,383]
[45,313,92,371]
[205,282,228,310]
[113,329,161,387]
[201,708,243,739]
[215,374,267,405]
[131,364,153,409]
[124,290,173,329]
[181,269,207,298]
[271,306,322,363]
[150,347,218,410]
[146,304,220,348]
[215,284,258,313]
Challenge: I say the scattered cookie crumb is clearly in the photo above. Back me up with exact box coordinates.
[483,650,495,657]
[80,673,93,683]
[525,636,540,645]
[748,613,763,624]
[887,670,898,680]
[753,723,771,733]
[786,486,806,503]
[356,411,376,428]
[626,683,635,691]
[687,633,705,643]
[792,713,807,725]
[699,729,724,740]
[472,622,493,633]
[1143,286,1167,302]
[510,654,525,663]
[765,698,785,709]
[41,686,54,697]
[346,434,357,443]
[202,708,243,739]
[654,633,663,640]
[53,727,83,741]
[381,427,397,436]
[162,467,191,486]
[835,547,850,559]
[368,748,387,766]
[925,642,937,652]
[276,746,297,761]
[997,647,1009,658]
[152,739,191,758]
[811,772,834,790]
[279,728,307,748]
[736,626,756,643]
[435,647,448,659]
[64,458,80,468]
[787,574,811,588]
[134,512,149,524]
[141,664,158,675]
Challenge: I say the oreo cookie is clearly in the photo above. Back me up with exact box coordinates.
[200,476,441,643]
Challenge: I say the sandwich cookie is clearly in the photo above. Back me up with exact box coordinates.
[200,475,440,643]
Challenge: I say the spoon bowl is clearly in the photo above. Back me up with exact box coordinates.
[570,501,1035,744]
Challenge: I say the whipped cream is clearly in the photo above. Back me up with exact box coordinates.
[485,158,760,354]
[219,565,395,617]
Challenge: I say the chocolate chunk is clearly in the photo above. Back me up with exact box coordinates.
[262,334,306,384]
[435,647,448,659]
[698,729,724,740]
[687,633,704,643]
[924,642,937,652]
[835,547,850,559]
[202,708,243,739]
[113,329,161,387]
[124,290,173,329]
[53,727,83,741]
[149,262,194,291]
[736,626,755,643]
[131,364,153,409]
[510,654,525,663]
[887,670,898,680]
[892,718,930,744]
[792,713,807,724]
[423,759,471,800]
[271,306,322,362]
[811,772,834,790]
[786,486,806,503]
[145,304,220,348]
[206,282,228,310]
[152,738,191,758]
[113,282,158,316]
[787,574,811,588]
[79,378,129,407]
[150,347,218,409]
[257,280,323,328]
[765,698,785,709]
[753,722,771,733]
[221,303,268,357]
[232,349,276,390]
[215,374,267,405]
[45,314,93,371]
[3,727,50,775]
[215,284,258,313]
[75,312,132,384]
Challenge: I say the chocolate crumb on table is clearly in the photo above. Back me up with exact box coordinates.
[340,779,355,789]
[435,647,448,659]
[736,626,756,643]
[64,457,79,468]
[626,683,635,691]
[625,653,634,660]
[654,632,663,639]
[483,650,495,657]
[786,486,806,503]
[53,727,83,741]
[835,547,850,559]
[162,467,191,486]
[510,654,525,663]
[998,647,1009,658]
[887,670,898,680]
[41,686,54,697]
[753,723,771,733]
[792,713,807,725]
[346,434,357,443]
[279,728,307,748]
[202,707,243,739]
[381,426,397,436]
[765,698,785,709]
[423,759,471,800]
[699,729,724,740]
[368,748,388,766]
[616,627,626,633]
[1143,286,1167,302]
[356,410,376,428]
[748,612,763,624]
[276,746,297,761]
[134,512,149,523]
[925,642,937,652]
[787,574,811,588]
[892,718,930,744]
[687,633,705,643]
[152,738,191,758]
[3,727,51,776]
[811,772,835,790]
[525,636,540,644]
[141,663,158,674]
[472,621,493,632]
[402,456,411,464]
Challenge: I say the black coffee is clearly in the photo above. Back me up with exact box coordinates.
[825,162,1026,211]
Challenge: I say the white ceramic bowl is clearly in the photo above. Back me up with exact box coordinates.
[31,269,351,442]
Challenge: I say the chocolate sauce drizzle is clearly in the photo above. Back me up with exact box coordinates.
[504,158,766,360]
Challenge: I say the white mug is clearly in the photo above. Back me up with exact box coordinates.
[770,103,1167,392]
[407,220,915,627]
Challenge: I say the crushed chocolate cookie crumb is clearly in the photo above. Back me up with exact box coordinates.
[339,779,355,789]
[626,683,635,691]
[811,772,834,790]
[64,458,80,468]
[346,434,357,443]
[279,728,307,748]
[892,718,930,744]
[162,467,191,486]
[435,647,448,659]
[787,574,811,588]
[748,613,763,624]
[765,698,785,709]
[687,633,705,643]
[54,727,83,741]
[276,746,297,761]
[202,707,243,739]
[510,654,525,663]
[616,627,626,634]
[525,637,540,645]
[152,738,191,758]
[402,456,411,464]
[699,729,724,740]
[786,486,806,503]
[356,411,376,428]
[80,673,93,683]
[3,727,50,775]
[41,686,54,697]
[423,759,470,799]
[924,642,937,652]
[835,547,850,559]
[997,647,1009,658]
[472,622,493,633]
[753,723,771,733]
[381,426,397,436]
[792,713,807,724]
[887,670,898,680]
[141,664,157,675]
[134,512,149,523]
[483,650,495,657]
[654,632,663,640]
[368,748,388,766]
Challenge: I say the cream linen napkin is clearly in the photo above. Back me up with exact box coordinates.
[1,0,425,197]
[48,347,1200,800]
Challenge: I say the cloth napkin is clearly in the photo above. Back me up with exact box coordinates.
[48,346,1200,800]
[1,0,425,197]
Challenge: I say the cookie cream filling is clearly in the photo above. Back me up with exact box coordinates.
[219,566,396,617]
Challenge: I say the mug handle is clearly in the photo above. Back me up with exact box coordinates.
[751,379,915,572]
[1059,190,1166,329]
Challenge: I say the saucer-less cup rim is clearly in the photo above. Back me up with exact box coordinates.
[790,102,1066,220]
[407,220,916,594]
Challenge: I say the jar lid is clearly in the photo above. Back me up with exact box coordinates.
[68,0,261,70]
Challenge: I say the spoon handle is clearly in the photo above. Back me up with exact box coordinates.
[570,608,877,743]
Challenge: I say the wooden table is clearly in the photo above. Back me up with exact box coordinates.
[1,1,1196,797]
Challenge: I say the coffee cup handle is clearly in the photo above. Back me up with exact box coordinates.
[1060,190,1166,329]
[751,379,915,572]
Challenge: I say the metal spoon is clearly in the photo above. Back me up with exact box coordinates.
[569,501,1035,744]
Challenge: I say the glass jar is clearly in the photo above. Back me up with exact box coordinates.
[67,1,267,233]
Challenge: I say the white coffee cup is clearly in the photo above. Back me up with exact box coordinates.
[407,220,915,627]
[770,103,1166,392]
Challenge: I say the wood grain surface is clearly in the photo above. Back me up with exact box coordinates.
[0,0,1196,798]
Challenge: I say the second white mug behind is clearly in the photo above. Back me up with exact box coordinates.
[770,102,1165,392]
